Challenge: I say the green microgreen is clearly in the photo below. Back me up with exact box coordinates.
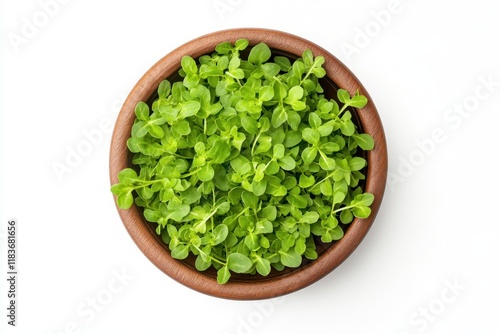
[111,40,375,284]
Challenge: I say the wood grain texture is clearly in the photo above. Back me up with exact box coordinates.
[109,28,388,300]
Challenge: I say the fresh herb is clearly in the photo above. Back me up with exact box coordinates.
[111,39,375,284]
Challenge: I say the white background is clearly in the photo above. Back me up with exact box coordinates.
[1,0,499,333]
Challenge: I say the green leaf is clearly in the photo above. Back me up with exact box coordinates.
[215,42,232,54]
[261,206,277,222]
[349,157,366,171]
[340,209,354,224]
[349,91,368,108]
[132,121,150,138]
[241,191,259,210]
[271,106,288,128]
[266,177,287,197]
[198,164,215,182]
[259,85,274,101]
[284,130,302,148]
[253,164,266,182]
[320,179,333,196]
[217,266,231,284]
[134,101,150,121]
[179,101,200,118]
[171,244,189,260]
[302,128,320,145]
[353,193,375,207]
[333,190,346,205]
[340,119,355,136]
[330,225,344,240]
[195,255,212,271]
[207,140,231,163]
[292,60,306,77]
[241,115,259,135]
[290,100,306,111]
[167,204,190,222]
[333,179,348,203]
[309,112,322,129]
[352,133,375,150]
[282,176,297,190]
[278,156,296,171]
[301,211,320,224]
[337,89,351,104]
[213,224,229,245]
[157,80,171,98]
[287,192,308,209]
[227,253,253,273]
[273,144,285,159]
[301,147,317,165]
[248,42,271,65]
[304,247,318,260]
[274,56,291,71]
[239,86,254,100]
[294,237,307,254]
[199,63,223,78]
[117,191,134,209]
[245,234,260,251]
[287,86,304,101]
[254,256,271,276]
[148,124,164,139]
[255,220,273,234]
[353,206,372,219]
[235,38,249,50]
[181,187,202,204]
[317,123,333,137]
[181,56,198,75]
[144,208,160,222]
[260,236,270,249]
[230,155,251,175]
[302,49,314,68]
[216,201,230,215]
[320,141,340,153]
[117,168,138,184]
[279,249,302,268]
[252,179,267,196]
[287,110,302,130]
[299,174,315,188]
[319,155,336,171]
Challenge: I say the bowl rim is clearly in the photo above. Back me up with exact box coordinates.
[109,27,388,300]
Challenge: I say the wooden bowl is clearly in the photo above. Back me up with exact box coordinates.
[109,28,388,300]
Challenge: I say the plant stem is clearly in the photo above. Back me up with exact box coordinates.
[309,172,334,190]
[193,245,226,266]
[179,167,202,179]
[332,204,354,215]
[251,129,262,156]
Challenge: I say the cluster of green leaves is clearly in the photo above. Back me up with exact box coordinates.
[111,39,375,284]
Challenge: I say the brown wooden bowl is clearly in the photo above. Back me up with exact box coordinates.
[109,28,388,300]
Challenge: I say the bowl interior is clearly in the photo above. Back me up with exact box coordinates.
[110,28,387,299]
